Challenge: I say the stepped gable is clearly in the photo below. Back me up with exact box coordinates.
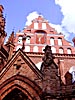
[15,15,75,54]
[23,15,58,35]
[1,5,75,99]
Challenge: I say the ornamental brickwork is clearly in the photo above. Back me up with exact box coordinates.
[1,5,75,100]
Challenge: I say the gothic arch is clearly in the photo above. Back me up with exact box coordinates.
[0,75,42,100]
[3,88,29,100]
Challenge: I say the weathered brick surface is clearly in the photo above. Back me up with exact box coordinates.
[1,5,75,100]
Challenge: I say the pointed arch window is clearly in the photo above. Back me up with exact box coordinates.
[51,47,56,53]
[58,38,62,46]
[59,47,64,54]
[18,36,23,44]
[26,36,31,44]
[67,48,72,54]
[50,37,54,45]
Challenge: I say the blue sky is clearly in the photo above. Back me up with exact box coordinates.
[0,0,75,43]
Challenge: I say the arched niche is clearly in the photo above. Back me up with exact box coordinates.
[50,37,54,45]
[59,47,64,54]
[3,88,29,100]
[35,30,46,44]
[0,75,42,100]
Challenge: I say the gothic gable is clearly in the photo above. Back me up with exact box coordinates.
[0,49,42,100]
[0,49,42,83]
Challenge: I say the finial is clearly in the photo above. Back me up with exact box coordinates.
[42,45,54,66]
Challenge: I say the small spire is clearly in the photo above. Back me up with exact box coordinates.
[6,31,14,44]
[0,5,6,36]
[6,31,15,60]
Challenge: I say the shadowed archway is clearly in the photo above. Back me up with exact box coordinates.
[0,75,42,100]
[3,88,29,100]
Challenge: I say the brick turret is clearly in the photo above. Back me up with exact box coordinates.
[6,31,15,60]
[0,5,6,47]
[0,5,8,71]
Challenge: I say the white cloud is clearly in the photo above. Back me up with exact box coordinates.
[49,23,62,33]
[25,6,74,41]
[49,23,70,39]
[25,11,40,26]
[55,0,75,34]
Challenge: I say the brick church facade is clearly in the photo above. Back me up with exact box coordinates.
[1,5,75,100]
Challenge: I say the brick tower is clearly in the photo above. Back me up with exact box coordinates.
[0,5,8,71]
